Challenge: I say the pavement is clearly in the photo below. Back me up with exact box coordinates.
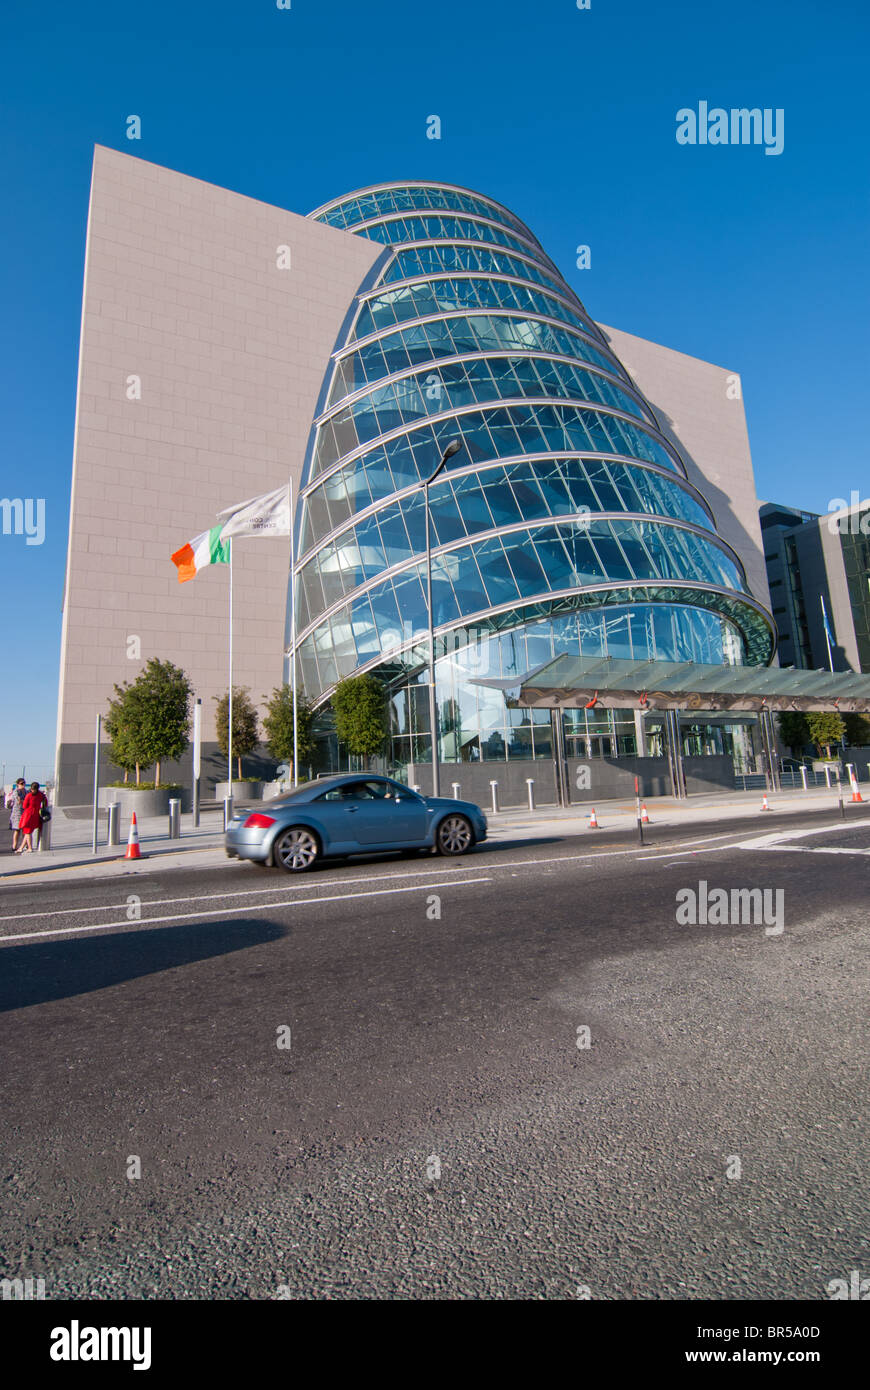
[0,804,867,1299]
[1,781,865,883]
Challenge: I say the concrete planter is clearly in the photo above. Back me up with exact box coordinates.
[262,780,291,800]
[215,780,264,802]
[100,786,187,816]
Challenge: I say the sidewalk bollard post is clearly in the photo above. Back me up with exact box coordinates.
[800,765,808,791]
[412,784,421,794]
[107,802,120,846]
[837,769,845,820]
[526,778,535,811]
[168,798,181,840]
[635,774,644,846]
[490,780,499,814]
[223,796,234,830]
[38,816,52,851]
[451,782,461,799]
[824,764,831,788]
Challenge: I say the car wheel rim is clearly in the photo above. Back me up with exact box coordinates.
[440,816,471,853]
[276,828,318,870]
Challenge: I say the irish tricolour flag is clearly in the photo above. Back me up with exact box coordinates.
[170,526,230,583]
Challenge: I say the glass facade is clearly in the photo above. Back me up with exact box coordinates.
[301,181,775,768]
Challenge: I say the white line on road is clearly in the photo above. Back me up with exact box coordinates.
[0,834,753,925]
[0,877,494,946]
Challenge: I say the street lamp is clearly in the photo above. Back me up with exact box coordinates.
[423,438,462,796]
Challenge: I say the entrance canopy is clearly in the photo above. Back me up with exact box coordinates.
[475,655,870,713]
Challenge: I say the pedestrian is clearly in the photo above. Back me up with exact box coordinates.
[6,777,27,852]
[18,781,48,854]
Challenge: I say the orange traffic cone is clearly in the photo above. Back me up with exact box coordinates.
[641,803,651,824]
[760,794,771,812]
[849,772,864,803]
[125,811,142,859]
[588,806,600,829]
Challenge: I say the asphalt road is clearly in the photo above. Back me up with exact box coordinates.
[0,806,867,1300]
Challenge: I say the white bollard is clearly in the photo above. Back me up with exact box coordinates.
[526,778,535,811]
[168,798,181,839]
[223,796,234,830]
[801,766,808,791]
[490,779,499,814]
[451,782,461,799]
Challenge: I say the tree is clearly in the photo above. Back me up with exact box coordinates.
[214,686,259,780]
[806,711,846,759]
[105,691,140,784]
[332,674,388,765]
[843,712,870,746]
[262,684,316,766]
[776,711,810,757]
[107,658,192,786]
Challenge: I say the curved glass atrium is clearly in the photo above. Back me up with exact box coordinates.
[301,182,775,769]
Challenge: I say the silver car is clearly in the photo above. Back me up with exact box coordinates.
[225,773,488,872]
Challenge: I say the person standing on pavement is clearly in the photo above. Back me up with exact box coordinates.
[18,782,48,853]
[6,778,27,853]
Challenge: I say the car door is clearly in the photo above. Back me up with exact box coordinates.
[349,779,427,846]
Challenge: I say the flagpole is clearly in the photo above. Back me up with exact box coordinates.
[228,539,233,786]
[290,477,298,788]
[821,595,834,672]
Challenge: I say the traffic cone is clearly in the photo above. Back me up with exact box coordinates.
[760,794,771,812]
[849,772,864,803]
[125,811,142,859]
[641,803,651,824]
[588,806,600,829]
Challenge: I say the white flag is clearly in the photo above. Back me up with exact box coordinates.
[217,484,291,540]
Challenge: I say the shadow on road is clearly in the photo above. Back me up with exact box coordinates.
[0,918,287,1013]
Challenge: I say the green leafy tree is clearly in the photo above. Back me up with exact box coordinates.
[332,674,388,766]
[108,658,192,786]
[806,710,846,759]
[214,686,260,780]
[105,691,140,784]
[843,712,870,746]
[262,684,316,766]
[776,711,810,757]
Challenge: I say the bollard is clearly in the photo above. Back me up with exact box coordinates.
[107,801,121,846]
[451,782,461,799]
[824,764,832,788]
[526,778,535,811]
[223,796,235,830]
[38,815,52,851]
[801,766,808,791]
[490,779,499,814]
[837,769,845,820]
[168,798,181,840]
[412,784,421,794]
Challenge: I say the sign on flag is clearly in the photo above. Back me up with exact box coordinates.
[217,484,292,541]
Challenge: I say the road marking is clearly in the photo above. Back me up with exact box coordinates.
[0,863,488,925]
[0,876,494,946]
[733,823,870,855]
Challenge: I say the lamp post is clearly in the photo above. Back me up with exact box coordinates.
[423,439,462,797]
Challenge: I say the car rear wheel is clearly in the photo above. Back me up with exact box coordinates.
[435,813,474,856]
[273,826,321,873]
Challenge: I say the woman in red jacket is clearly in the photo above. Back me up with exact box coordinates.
[18,782,48,853]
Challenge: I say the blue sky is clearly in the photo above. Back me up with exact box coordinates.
[1,0,867,774]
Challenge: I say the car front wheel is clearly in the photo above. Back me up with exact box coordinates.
[273,826,321,873]
[435,813,474,856]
